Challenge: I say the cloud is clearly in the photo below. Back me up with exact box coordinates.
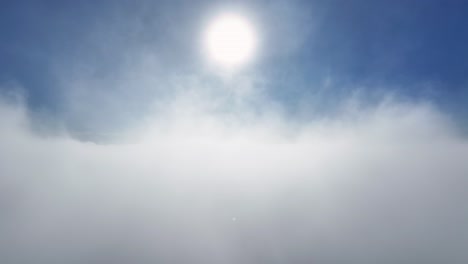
[2,1,466,262]
[0,90,467,264]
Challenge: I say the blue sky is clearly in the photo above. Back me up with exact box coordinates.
[1,1,468,263]
[1,0,468,135]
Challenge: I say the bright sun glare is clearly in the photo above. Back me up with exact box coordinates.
[204,13,257,68]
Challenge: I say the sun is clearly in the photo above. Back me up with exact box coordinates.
[203,13,258,68]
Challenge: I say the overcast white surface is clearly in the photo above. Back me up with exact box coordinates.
[1,91,467,264]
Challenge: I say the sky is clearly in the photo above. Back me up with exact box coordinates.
[0,0,468,263]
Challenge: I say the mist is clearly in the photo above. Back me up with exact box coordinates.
[1,1,468,263]
[1,90,467,264]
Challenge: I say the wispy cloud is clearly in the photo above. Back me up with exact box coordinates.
[0,89,467,263]
[1,1,467,263]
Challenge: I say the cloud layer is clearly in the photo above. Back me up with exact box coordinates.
[0,91,467,264]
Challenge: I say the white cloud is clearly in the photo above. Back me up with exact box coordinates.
[0,91,467,264]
